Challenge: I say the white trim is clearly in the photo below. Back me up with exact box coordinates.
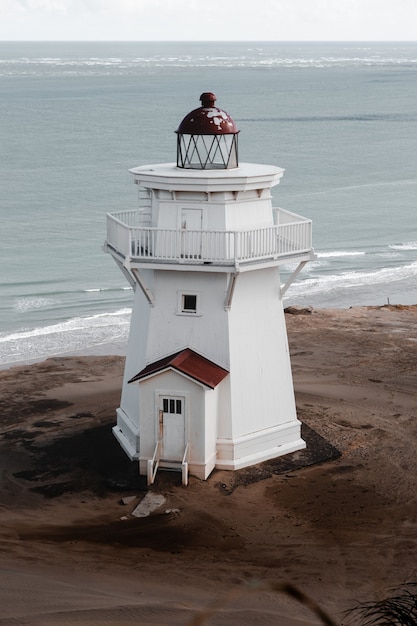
[135,365,218,390]
[129,162,284,193]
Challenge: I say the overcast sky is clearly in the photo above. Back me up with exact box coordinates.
[1,0,416,42]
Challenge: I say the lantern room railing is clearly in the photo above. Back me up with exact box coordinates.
[105,208,313,267]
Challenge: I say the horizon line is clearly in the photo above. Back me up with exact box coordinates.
[1,39,417,43]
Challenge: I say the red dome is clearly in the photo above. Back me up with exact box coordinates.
[176,92,239,136]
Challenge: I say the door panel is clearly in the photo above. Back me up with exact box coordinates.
[160,396,185,462]
[181,208,202,258]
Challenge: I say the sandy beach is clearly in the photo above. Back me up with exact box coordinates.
[0,305,416,625]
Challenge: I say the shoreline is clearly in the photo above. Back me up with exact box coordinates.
[2,302,415,372]
[0,304,416,624]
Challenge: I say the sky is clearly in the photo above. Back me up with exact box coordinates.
[0,0,416,42]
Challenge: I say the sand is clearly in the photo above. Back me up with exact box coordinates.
[0,305,416,625]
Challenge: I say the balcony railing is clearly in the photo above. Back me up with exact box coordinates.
[105,208,313,267]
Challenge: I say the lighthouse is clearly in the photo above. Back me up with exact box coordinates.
[104,93,315,485]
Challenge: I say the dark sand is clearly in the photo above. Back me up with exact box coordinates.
[0,305,416,625]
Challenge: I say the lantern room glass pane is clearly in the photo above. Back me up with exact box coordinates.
[177,133,238,170]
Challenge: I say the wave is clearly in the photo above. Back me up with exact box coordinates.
[288,261,417,297]
[13,296,60,313]
[314,246,411,262]
[2,51,417,77]
[389,242,417,251]
[83,286,132,292]
[0,308,131,366]
[7,286,131,313]
[0,308,131,343]
[317,250,366,258]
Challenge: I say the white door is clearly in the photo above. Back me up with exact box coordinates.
[159,396,185,462]
[181,208,202,258]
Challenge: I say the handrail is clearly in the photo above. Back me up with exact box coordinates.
[147,439,161,486]
[106,208,313,266]
[181,443,190,487]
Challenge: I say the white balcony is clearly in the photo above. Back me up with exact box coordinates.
[104,208,314,270]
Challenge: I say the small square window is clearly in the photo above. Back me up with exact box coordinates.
[177,290,202,316]
[182,294,197,312]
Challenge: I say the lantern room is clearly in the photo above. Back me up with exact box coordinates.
[176,92,239,170]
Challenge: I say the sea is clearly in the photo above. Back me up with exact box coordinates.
[1,41,416,368]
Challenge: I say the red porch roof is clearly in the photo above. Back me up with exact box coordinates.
[128,348,229,389]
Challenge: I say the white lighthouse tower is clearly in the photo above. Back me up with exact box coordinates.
[104,93,315,485]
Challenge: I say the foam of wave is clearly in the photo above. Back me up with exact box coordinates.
[13,296,59,312]
[317,250,366,258]
[84,286,132,292]
[374,252,402,259]
[389,242,417,251]
[0,309,131,365]
[288,261,417,298]
[2,52,417,77]
[0,309,131,343]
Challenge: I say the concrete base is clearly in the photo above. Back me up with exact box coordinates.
[112,408,140,460]
[113,410,305,480]
[215,420,305,471]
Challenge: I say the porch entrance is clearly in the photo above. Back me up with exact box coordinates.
[159,395,186,462]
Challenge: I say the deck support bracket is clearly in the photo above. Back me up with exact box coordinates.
[112,256,136,289]
[131,267,155,306]
[224,270,239,310]
[280,261,308,298]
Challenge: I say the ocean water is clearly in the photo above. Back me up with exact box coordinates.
[1,41,416,367]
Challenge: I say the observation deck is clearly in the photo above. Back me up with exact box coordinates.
[104,207,315,273]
